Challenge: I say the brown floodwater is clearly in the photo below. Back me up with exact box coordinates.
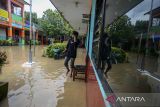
[108,53,160,93]
[0,46,69,107]
[0,46,160,107]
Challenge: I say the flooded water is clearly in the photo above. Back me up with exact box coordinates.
[1,46,160,107]
[108,53,160,93]
[0,46,68,107]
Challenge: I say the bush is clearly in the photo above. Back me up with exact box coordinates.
[43,44,127,62]
[7,38,15,45]
[43,43,67,58]
[0,40,8,46]
[31,40,40,45]
[111,47,127,63]
[0,39,15,46]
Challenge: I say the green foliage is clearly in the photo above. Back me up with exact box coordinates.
[134,20,148,33]
[0,52,7,67]
[0,40,8,46]
[43,43,67,58]
[31,40,40,45]
[0,39,15,46]
[25,11,38,24]
[38,9,73,38]
[150,26,160,33]
[107,15,134,48]
[7,38,15,45]
[111,47,127,63]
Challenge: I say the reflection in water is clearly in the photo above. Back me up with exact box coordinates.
[0,46,67,107]
[108,53,160,93]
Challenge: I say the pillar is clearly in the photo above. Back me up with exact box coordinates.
[7,27,12,39]
[7,0,12,40]
[20,29,25,45]
[88,0,96,56]
[21,3,25,45]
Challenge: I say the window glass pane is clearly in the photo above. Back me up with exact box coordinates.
[91,0,160,96]
[11,3,22,16]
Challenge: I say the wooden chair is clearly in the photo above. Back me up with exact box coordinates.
[73,56,88,82]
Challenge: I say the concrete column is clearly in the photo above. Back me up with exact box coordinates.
[7,27,12,39]
[21,4,25,45]
[8,0,11,25]
[20,29,25,45]
[7,0,12,39]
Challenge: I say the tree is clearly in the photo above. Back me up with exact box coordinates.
[107,15,134,49]
[24,11,38,24]
[38,9,73,38]
[134,20,148,34]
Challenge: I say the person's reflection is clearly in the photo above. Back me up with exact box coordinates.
[101,33,112,78]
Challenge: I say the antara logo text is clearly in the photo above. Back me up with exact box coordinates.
[116,97,146,102]
[106,95,146,104]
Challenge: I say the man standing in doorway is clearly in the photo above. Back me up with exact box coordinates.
[64,31,79,77]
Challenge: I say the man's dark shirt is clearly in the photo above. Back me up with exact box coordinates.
[66,38,79,58]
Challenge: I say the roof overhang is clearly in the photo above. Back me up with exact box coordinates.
[50,0,91,35]
[49,0,144,35]
[17,0,30,5]
[145,6,160,18]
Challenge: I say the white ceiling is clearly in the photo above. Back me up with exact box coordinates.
[49,0,144,35]
[50,0,90,35]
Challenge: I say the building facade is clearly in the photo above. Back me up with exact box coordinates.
[0,0,45,45]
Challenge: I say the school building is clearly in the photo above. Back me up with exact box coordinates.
[0,0,46,45]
